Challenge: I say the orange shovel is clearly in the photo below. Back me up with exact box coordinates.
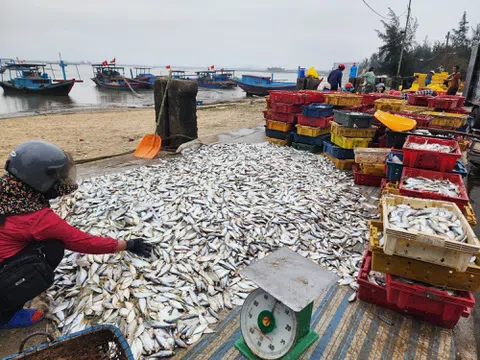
[134,71,172,159]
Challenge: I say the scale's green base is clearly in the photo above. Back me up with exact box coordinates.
[234,330,319,360]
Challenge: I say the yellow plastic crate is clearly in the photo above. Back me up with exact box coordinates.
[324,94,362,107]
[330,121,377,138]
[374,98,407,112]
[266,136,289,146]
[420,111,468,128]
[323,152,355,170]
[382,181,400,196]
[360,163,385,176]
[400,104,434,113]
[296,124,330,137]
[266,119,294,132]
[368,220,480,291]
[458,140,471,152]
[464,202,478,227]
[330,132,371,149]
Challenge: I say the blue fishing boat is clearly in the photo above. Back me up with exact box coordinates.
[232,74,296,96]
[0,63,76,96]
[195,70,236,89]
[91,64,141,91]
[131,67,156,89]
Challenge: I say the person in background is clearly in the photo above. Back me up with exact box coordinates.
[360,67,376,93]
[375,83,386,93]
[0,141,153,329]
[445,65,461,95]
[349,63,358,79]
[342,82,355,93]
[327,64,345,91]
[425,70,435,86]
[402,75,419,90]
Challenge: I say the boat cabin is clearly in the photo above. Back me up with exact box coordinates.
[92,64,125,79]
[172,70,187,79]
[134,67,154,78]
[1,63,52,88]
[240,74,273,85]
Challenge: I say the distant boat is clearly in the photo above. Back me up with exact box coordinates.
[195,70,236,89]
[132,67,156,89]
[267,67,286,72]
[91,64,141,91]
[232,74,296,96]
[0,63,76,96]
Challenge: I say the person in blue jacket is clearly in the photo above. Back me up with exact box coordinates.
[425,70,435,86]
[327,64,345,91]
[349,63,358,78]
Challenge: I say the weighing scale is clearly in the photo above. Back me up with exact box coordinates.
[234,248,338,360]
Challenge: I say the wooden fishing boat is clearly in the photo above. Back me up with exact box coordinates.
[195,70,236,89]
[232,74,296,96]
[132,67,156,89]
[91,64,141,91]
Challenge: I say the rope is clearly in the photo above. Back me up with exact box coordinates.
[122,76,142,98]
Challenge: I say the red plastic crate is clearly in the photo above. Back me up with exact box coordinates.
[386,274,474,322]
[271,103,302,113]
[360,94,376,105]
[427,124,457,131]
[407,94,432,106]
[266,99,272,109]
[445,108,470,115]
[391,112,433,128]
[296,114,332,128]
[380,178,388,190]
[263,110,271,119]
[402,136,461,172]
[427,97,458,110]
[353,165,384,187]
[440,95,466,108]
[270,111,297,123]
[299,90,325,104]
[269,91,306,105]
[399,167,469,208]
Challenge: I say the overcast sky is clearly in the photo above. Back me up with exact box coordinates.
[1,0,478,69]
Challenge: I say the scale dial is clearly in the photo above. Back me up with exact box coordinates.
[240,288,298,359]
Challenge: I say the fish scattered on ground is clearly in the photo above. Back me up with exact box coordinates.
[48,143,375,359]
[405,140,455,153]
[387,204,466,242]
[403,176,460,198]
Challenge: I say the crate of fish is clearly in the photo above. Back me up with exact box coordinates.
[323,140,354,160]
[292,141,323,153]
[330,121,377,139]
[264,127,291,141]
[296,114,332,128]
[332,110,374,128]
[291,132,330,147]
[269,91,306,105]
[266,136,289,146]
[402,135,462,172]
[299,90,326,104]
[271,103,302,113]
[401,104,434,113]
[369,220,480,292]
[354,148,390,164]
[301,103,333,118]
[374,98,406,112]
[323,152,355,170]
[399,168,469,208]
[427,97,459,110]
[324,93,362,107]
[266,119,295,132]
[360,163,385,177]
[421,111,468,128]
[331,132,372,149]
[385,152,404,182]
[269,111,297,124]
[464,203,478,227]
[407,94,433,107]
[353,165,384,187]
[382,195,480,271]
[295,124,330,137]
[391,112,433,128]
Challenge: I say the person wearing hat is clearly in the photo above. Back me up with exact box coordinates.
[0,141,153,329]
[425,70,435,86]
[327,64,345,91]
[360,67,376,93]
[342,82,355,93]
[375,83,386,93]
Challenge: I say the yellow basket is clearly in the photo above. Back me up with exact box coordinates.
[464,202,478,227]
[324,94,362,107]
[296,124,330,137]
[266,119,294,132]
[266,136,289,146]
[420,111,468,128]
[400,104,434,113]
[330,121,377,138]
[382,181,400,196]
[374,98,407,112]
[323,152,355,170]
[354,148,390,164]
[360,163,385,176]
[330,132,371,149]
[458,140,471,152]
[368,220,480,291]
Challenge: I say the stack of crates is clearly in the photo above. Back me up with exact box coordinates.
[359,193,479,329]
[291,103,333,153]
[323,109,375,171]
[353,148,390,187]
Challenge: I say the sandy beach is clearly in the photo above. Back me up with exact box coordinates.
[0,101,265,166]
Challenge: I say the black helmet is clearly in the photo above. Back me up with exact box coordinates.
[5,140,77,193]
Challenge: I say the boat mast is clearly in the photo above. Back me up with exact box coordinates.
[59,52,67,80]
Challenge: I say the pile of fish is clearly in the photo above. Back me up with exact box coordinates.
[388,204,466,242]
[392,277,459,297]
[405,140,455,153]
[48,143,375,358]
[368,271,386,287]
[403,176,460,198]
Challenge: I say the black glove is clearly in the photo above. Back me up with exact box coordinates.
[126,239,153,258]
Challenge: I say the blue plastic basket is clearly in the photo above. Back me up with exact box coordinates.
[323,140,355,159]
[291,132,330,146]
[385,151,404,182]
[265,127,291,140]
[452,160,468,177]
[302,103,334,118]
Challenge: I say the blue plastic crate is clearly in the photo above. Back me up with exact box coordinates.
[452,160,468,177]
[322,140,355,159]
[291,132,330,146]
[302,103,334,118]
[385,152,404,182]
[265,127,291,140]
